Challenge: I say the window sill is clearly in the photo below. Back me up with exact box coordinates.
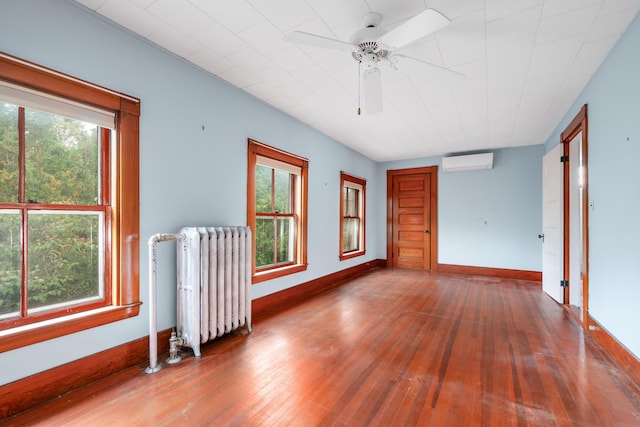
[0,303,141,353]
[252,264,308,284]
[340,250,366,261]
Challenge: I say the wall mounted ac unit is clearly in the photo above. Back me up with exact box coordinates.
[441,152,493,172]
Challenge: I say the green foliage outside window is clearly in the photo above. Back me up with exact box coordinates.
[0,102,102,318]
[255,164,294,268]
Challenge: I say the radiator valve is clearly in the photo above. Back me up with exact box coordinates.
[167,330,185,365]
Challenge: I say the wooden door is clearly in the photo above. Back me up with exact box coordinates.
[387,167,437,270]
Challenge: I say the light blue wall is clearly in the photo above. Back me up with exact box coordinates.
[377,145,544,271]
[0,0,584,386]
[544,13,640,359]
[0,0,379,385]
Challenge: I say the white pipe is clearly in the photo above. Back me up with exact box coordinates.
[145,233,182,374]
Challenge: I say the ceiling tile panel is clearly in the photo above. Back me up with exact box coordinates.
[541,0,603,19]
[97,0,164,37]
[278,81,315,100]
[485,0,543,22]
[269,45,315,72]
[130,0,155,7]
[599,0,640,16]
[305,0,369,29]
[192,23,247,57]
[226,47,274,74]
[436,10,487,67]
[187,48,235,75]
[429,0,485,20]
[147,0,212,35]
[238,21,288,55]
[76,0,107,9]
[536,4,602,44]
[190,0,264,33]
[248,0,317,32]
[290,65,333,86]
[258,66,297,88]
[486,6,542,47]
[586,7,638,41]
[217,67,259,88]
[147,25,204,58]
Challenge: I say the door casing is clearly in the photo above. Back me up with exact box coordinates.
[561,105,589,325]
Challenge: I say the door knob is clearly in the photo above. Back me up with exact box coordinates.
[538,233,544,242]
[425,229,430,234]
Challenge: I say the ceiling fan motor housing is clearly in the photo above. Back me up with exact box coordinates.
[352,41,389,69]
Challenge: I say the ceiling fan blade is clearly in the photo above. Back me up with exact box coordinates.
[392,54,466,82]
[377,9,450,49]
[363,68,383,114]
[283,31,354,51]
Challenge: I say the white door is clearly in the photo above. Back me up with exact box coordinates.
[542,144,564,303]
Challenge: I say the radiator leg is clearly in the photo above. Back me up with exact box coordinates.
[246,317,252,334]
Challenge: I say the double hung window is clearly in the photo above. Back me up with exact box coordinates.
[0,53,140,352]
[247,139,308,282]
[340,172,366,260]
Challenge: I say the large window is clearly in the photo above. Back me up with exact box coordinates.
[0,52,140,352]
[247,139,308,283]
[340,172,366,260]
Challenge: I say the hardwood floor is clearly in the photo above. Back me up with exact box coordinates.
[3,269,640,426]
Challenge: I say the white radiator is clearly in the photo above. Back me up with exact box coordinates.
[176,226,252,358]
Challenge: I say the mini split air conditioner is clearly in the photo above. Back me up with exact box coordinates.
[441,152,493,172]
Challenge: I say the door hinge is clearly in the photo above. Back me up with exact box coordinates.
[560,155,569,163]
[560,279,569,288]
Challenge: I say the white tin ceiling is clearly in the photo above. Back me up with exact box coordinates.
[74,0,640,161]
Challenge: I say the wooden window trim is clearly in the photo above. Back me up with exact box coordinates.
[0,51,140,352]
[247,139,308,283]
[339,171,366,261]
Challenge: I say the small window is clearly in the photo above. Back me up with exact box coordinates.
[0,53,140,352]
[247,139,308,283]
[340,172,366,260]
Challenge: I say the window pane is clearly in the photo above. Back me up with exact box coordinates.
[255,216,275,268]
[255,165,272,213]
[0,102,19,202]
[27,211,103,312]
[344,187,358,217]
[0,210,21,318]
[276,217,294,264]
[274,169,292,214]
[342,218,359,252]
[25,109,99,205]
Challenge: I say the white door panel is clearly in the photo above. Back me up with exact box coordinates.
[542,144,564,303]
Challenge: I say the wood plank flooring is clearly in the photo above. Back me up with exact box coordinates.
[3,269,640,426]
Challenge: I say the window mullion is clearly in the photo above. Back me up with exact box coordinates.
[18,107,25,203]
[100,128,110,206]
[20,208,28,318]
[272,217,278,266]
[17,107,28,318]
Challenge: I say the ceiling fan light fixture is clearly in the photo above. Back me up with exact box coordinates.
[360,53,379,70]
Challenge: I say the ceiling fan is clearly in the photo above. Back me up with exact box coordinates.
[283,9,464,115]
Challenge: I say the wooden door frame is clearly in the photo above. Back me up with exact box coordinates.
[386,166,439,269]
[561,104,589,325]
